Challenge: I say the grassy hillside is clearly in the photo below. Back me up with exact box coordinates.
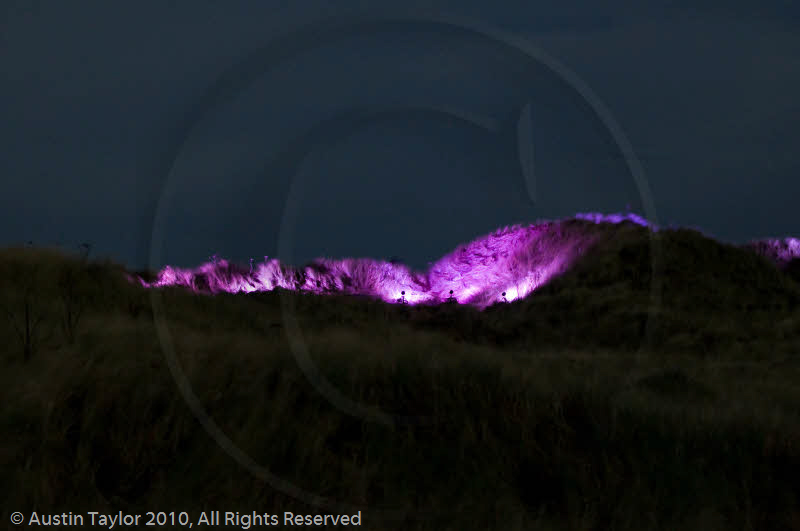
[2,225,800,530]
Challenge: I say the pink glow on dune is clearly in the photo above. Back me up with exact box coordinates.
[747,238,800,268]
[574,212,650,227]
[139,213,652,308]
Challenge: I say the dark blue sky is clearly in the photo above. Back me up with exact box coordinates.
[2,1,798,270]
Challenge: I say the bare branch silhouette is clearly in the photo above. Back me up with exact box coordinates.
[3,265,48,361]
[58,263,84,344]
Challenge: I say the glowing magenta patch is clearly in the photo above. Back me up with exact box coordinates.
[137,213,652,308]
[747,238,800,268]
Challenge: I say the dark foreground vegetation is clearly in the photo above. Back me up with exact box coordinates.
[2,223,800,530]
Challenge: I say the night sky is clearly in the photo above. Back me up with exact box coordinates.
[3,2,798,271]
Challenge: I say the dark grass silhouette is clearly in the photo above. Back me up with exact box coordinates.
[2,222,800,530]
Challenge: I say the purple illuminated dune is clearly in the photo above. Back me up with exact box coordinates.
[137,213,654,309]
[745,238,800,269]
